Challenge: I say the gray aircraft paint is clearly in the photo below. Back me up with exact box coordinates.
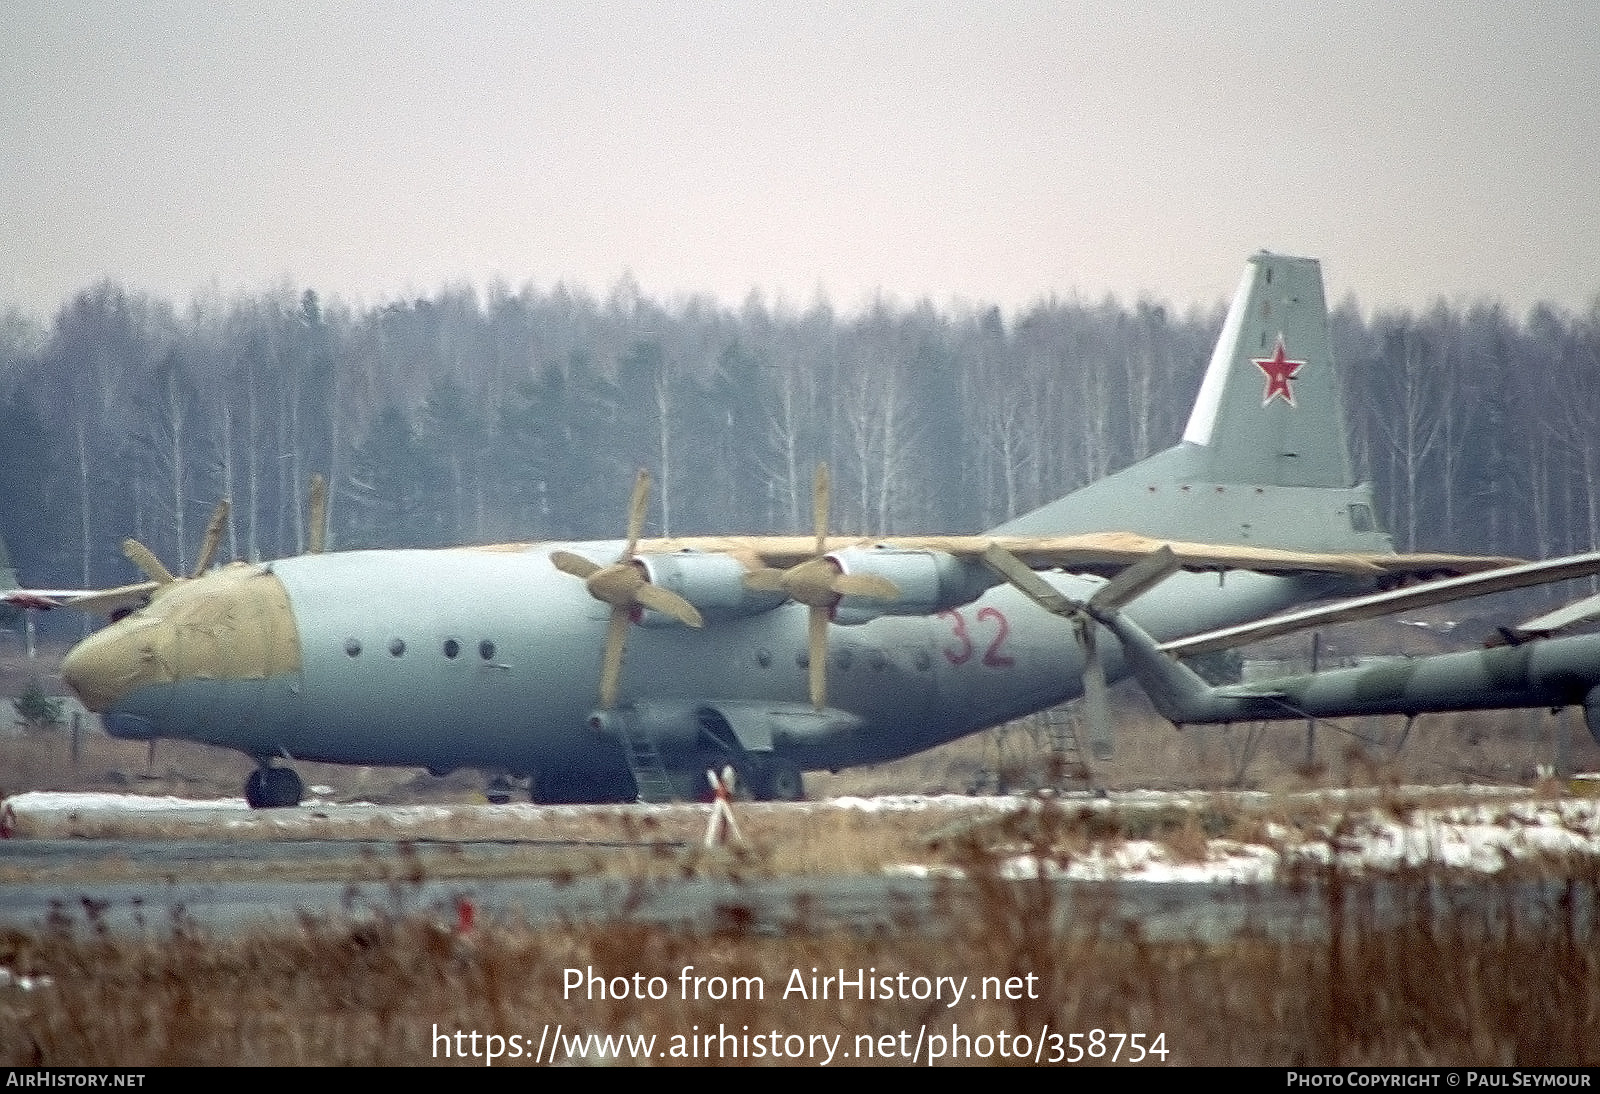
[994,253,1385,552]
[151,547,1332,775]
[74,253,1406,802]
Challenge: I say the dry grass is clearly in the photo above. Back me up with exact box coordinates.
[4,820,1598,1066]
[9,642,1600,1064]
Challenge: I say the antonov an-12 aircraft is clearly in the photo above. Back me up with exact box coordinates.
[58,254,1512,807]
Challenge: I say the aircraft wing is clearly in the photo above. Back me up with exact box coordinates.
[1159,549,1600,658]
[2,583,159,615]
[635,531,1518,582]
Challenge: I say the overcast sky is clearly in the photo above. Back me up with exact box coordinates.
[3,2,1597,320]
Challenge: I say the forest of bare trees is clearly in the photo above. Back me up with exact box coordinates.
[1,277,1597,613]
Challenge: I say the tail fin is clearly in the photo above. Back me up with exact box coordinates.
[1180,252,1351,486]
[992,252,1392,555]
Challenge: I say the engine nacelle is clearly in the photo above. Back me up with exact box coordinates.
[634,550,786,624]
[828,547,993,625]
[588,702,703,750]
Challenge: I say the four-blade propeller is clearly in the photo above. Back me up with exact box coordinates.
[121,497,234,592]
[550,470,705,710]
[741,465,898,709]
[983,543,1181,759]
[117,476,329,610]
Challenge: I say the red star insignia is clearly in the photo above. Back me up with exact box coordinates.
[1253,335,1304,408]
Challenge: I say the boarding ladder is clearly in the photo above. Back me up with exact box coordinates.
[614,711,678,804]
[1043,704,1097,794]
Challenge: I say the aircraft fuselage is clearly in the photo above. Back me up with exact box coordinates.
[73,542,1342,795]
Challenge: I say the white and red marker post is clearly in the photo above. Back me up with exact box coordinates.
[704,766,743,848]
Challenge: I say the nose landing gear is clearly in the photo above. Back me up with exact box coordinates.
[244,764,303,809]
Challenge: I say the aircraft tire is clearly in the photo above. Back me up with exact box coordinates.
[245,766,303,809]
[244,769,266,809]
[754,758,805,803]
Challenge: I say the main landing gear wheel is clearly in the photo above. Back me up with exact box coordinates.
[753,758,805,803]
[244,766,303,809]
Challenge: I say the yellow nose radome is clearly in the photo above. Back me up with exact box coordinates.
[62,564,301,712]
[61,616,172,712]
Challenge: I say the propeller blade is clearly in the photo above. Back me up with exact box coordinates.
[598,609,631,710]
[980,545,1079,616]
[55,582,159,616]
[550,550,603,581]
[808,606,829,710]
[635,583,705,629]
[190,499,231,578]
[625,469,651,559]
[812,464,829,557]
[1089,544,1180,613]
[307,474,327,555]
[742,567,787,593]
[1076,616,1114,761]
[122,539,175,587]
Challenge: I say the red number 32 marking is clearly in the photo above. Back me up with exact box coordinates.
[938,607,1015,668]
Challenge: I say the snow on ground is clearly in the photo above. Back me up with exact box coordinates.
[1286,797,1600,874]
[4,790,253,813]
[890,793,1600,883]
[8,787,1600,884]
[0,967,54,991]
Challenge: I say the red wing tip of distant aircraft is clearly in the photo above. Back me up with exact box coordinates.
[1,592,61,611]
